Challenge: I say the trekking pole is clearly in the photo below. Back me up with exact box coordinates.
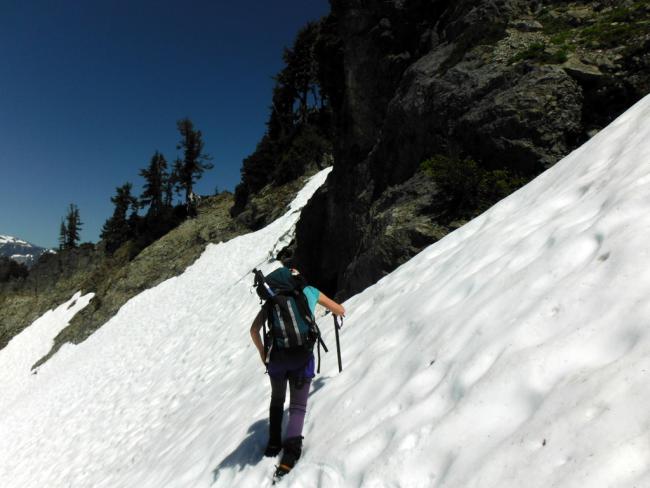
[333,315,343,373]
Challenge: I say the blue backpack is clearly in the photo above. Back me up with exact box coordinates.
[253,267,326,356]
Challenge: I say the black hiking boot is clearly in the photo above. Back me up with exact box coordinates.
[274,436,303,480]
[264,406,283,457]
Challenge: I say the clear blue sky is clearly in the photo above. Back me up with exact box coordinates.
[0,0,330,248]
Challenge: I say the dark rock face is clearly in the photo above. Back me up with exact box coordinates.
[339,174,451,297]
[379,54,583,185]
[292,0,650,299]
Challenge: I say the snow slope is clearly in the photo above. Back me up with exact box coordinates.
[0,292,94,413]
[2,95,650,488]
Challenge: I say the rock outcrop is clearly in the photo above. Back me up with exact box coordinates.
[233,162,327,231]
[291,0,650,299]
[0,244,102,350]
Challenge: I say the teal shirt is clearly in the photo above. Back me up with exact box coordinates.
[303,286,320,314]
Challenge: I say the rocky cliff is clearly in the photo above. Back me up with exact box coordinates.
[290,0,650,299]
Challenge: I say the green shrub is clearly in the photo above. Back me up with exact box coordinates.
[274,124,332,184]
[480,170,528,208]
[540,2,650,54]
[580,20,646,49]
[421,155,529,221]
[113,240,140,263]
[0,256,28,282]
[421,155,482,216]
[510,41,568,65]
[540,10,574,36]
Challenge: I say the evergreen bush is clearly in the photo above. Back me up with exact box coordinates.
[421,155,528,221]
[0,256,29,282]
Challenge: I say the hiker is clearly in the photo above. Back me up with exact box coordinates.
[249,266,345,480]
[187,191,200,218]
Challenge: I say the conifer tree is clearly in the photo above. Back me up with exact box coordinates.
[233,20,335,217]
[0,256,28,282]
[58,219,67,251]
[63,204,82,249]
[139,151,169,216]
[164,171,174,208]
[170,157,183,199]
[172,118,213,205]
[281,22,320,124]
[101,183,138,253]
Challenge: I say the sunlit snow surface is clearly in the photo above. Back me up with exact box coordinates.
[0,292,94,413]
[3,95,650,488]
[0,235,29,245]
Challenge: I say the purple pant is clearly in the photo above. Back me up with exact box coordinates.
[268,352,314,438]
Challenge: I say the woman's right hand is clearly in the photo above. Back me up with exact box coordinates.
[318,292,345,317]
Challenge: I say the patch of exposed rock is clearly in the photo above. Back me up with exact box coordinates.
[233,162,327,231]
[0,245,103,350]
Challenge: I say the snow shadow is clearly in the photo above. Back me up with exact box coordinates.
[212,419,266,480]
[310,376,327,397]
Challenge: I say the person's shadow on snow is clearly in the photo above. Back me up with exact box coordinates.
[212,419,267,481]
[310,377,326,396]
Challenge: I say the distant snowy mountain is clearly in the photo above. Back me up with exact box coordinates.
[0,235,52,267]
[2,95,650,488]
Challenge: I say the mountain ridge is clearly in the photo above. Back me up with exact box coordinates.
[0,234,51,267]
